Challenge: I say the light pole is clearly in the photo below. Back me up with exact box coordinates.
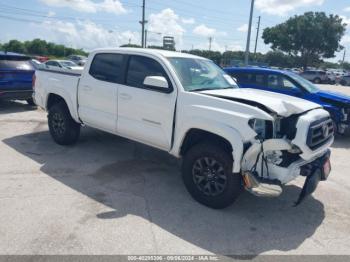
[245,0,255,66]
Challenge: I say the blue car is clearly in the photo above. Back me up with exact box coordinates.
[225,67,350,134]
[0,51,35,105]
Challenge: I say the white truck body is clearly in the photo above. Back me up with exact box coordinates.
[34,48,334,208]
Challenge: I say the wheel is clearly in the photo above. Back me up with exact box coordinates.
[182,142,242,209]
[314,78,321,84]
[48,101,80,145]
[26,98,36,106]
[340,80,347,86]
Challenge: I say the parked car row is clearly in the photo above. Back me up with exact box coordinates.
[225,67,350,135]
[0,51,86,105]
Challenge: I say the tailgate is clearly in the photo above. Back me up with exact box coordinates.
[0,70,34,91]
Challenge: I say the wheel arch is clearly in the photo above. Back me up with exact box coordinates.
[172,121,245,173]
[45,92,80,123]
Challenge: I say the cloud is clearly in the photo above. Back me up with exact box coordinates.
[345,6,350,12]
[47,11,56,17]
[39,0,127,14]
[341,35,350,45]
[256,0,324,16]
[237,24,248,33]
[32,19,139,50]
[195,40,243,52]
[147,8,185,48]
[181,18,195,25]
[193,24,216,37]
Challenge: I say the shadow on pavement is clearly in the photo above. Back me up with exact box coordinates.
[3,127,325,255]
[0,100,37,114]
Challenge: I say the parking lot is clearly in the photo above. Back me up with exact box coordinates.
[0,84,350,255]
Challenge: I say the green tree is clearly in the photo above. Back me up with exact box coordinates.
[262,12,346,69]
[2,40,27,53]
[24,39,48,55]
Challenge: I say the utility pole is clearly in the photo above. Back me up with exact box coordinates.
[254,15,261,59]
[144,29,148,48]
[245,0,255,66]
[342,47,346,66]
[209,37,212,51]
[139,0,147,48]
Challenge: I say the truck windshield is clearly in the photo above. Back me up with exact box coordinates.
[287,72,319,93]
[168,57,238,92]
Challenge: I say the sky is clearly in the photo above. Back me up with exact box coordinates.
[1,0,350,62]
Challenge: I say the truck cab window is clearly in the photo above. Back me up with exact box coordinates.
[89,53,124,83]
[126,56,168,89]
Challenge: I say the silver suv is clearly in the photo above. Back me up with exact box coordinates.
[300,70,328,84]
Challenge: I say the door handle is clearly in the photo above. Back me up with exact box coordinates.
[119,93,132,100]
[82,85,92,91]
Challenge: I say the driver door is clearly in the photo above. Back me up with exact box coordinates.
[117,55,177,150]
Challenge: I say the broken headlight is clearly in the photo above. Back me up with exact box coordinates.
[249,118,273,139]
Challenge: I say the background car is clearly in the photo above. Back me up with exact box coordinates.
[326,71,337,84]
[67,55,87,66]
[300,70,328,84]
[224,67,350,134]
[0,51,35,105]
[340,75,350,86]
[44,60,84,71]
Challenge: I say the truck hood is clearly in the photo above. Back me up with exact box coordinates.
[316,90,350,106]
[200,88,321,117]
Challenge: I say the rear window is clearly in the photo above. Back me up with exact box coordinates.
[0,59,34,70]
[89,53,124,83]
[232,72,265,86]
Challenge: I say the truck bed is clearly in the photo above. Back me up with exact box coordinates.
[34,68,82,122]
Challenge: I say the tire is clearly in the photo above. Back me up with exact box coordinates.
[26,98,36,106]
[314,78,321,84]
[340,80,347,86]
[182,142,242,209]
[48,101,80,145]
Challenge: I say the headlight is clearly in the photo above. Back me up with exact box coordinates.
[249,118,273,139]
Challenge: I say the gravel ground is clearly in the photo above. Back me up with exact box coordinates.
[0,85,350,255]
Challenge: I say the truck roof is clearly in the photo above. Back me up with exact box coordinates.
[92,47,206,60]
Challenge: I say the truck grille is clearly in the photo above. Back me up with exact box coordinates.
[307,117,334,150]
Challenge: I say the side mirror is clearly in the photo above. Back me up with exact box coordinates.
[143,76,169,89]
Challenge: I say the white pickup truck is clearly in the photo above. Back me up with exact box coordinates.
[34,48,334,209]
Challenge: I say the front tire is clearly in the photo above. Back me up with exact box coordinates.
[182,143,242,209]
[48,102,80,145]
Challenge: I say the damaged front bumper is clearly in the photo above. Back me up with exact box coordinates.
[295,149,331,205]
[241,140,332,205]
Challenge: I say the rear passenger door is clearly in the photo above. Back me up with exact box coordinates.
[117,55,177,150]
[265,73,302,97]
[78,53,126,133]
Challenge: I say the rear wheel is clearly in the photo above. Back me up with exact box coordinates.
[48,102,80,145]
[314,78,321,84]
[182,142,242,209]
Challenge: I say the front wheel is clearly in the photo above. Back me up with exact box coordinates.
[182,143,242,209]
[48,102,80,145]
